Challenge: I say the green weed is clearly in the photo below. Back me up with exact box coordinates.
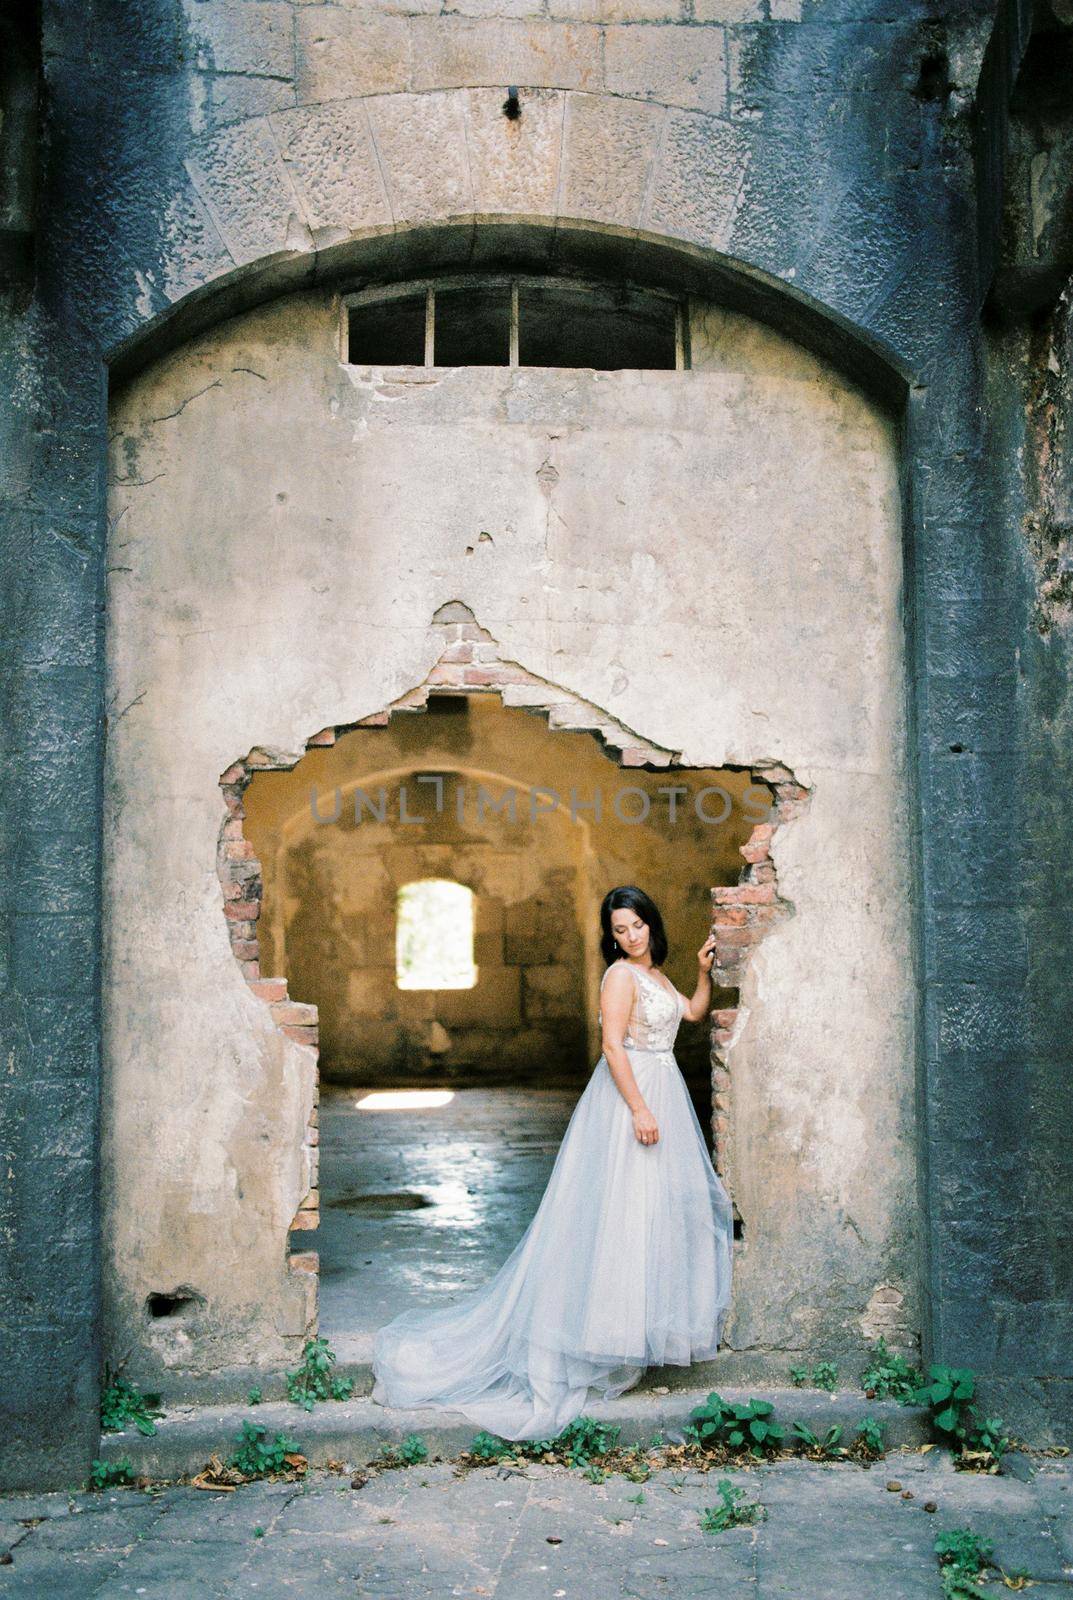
[934,1526,995,1596]
[913,1365,1012,1469]
[790,1420,848,1459]
[700,1478,766,1532]
[685,1392,786,1460]
[285,1336,355,1411]
[789,1360,839,1391]
[88,1457,135,1491]
[100,1366,164,1437]
[229,1419,303,1480]
[465,1416,621,1470]
[379,1432,429,1468]
[860,1335,925,1404]
[852,1416,886,1458]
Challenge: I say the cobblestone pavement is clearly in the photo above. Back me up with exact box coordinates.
[1,1447,1070,1599]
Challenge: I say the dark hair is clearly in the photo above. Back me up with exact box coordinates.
[599,885,669,968]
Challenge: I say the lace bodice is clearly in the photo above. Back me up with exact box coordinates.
[598,961,686,1052]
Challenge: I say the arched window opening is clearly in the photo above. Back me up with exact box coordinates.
[344,275,688,371]
[396,878,478,990]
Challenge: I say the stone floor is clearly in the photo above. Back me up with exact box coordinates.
[2,1449,1071,1598]
[317,1083,580,1364]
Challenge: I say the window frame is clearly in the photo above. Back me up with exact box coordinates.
[340,274,692,371]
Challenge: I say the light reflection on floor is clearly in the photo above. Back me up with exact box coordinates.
[316,1082,582,1364]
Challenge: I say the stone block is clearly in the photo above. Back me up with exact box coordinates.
[410,18,602,93]
[367,91,474,222]
[559,92,664,225]
[273,101,392,232]
[296,9,411,102]
[644,107,750,248]
[464,86,564,215]
[549,0,682,18]
[159,182,235,303]
[185,119,313,265]
[183,1,295,79]
[603,24,727,114]
[694,0,763,16]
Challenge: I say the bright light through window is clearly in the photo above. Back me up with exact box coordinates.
[356,1090,456,1110]
[396,879,477,990]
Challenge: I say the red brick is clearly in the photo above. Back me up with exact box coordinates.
[290,1209,318,1231]
[222,839,257,862]
[219,762,247,785]
[306,728,336,747]
[298,1188,320,1210]
[288,1251,319,1273]
[271,1001,318,1027]
[282,1024,319,1049]
[356,711,390,726]
[712,905,750,926]
[462,666,503,685]
[231,937,259,959]
[220,817,245,841]
[620,748,650,767]
[439,642,474,664]
[713,884,774,905]
[223,791,246,818]
[713,1008,738,1027]
[249,978,288,1003]
[224,899,261,921]
[239,959,261,980]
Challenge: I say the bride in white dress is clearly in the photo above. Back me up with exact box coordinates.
[370,884,735,1441]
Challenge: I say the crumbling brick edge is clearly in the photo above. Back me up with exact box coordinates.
[215,605,812,1318]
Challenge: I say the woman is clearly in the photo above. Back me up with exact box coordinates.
[370,884,735,1441]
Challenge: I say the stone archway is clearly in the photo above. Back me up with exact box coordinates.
[103,241,914,1385]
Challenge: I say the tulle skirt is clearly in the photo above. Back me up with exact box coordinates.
[370,1046,735,1441]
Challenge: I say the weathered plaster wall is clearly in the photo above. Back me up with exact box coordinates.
[103,285,912,1381]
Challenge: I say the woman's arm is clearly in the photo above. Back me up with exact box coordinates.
[680,931,717,1023]
[600,966,660,1146]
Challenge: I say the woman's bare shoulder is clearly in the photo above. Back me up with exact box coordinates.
[600,962,635,993]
